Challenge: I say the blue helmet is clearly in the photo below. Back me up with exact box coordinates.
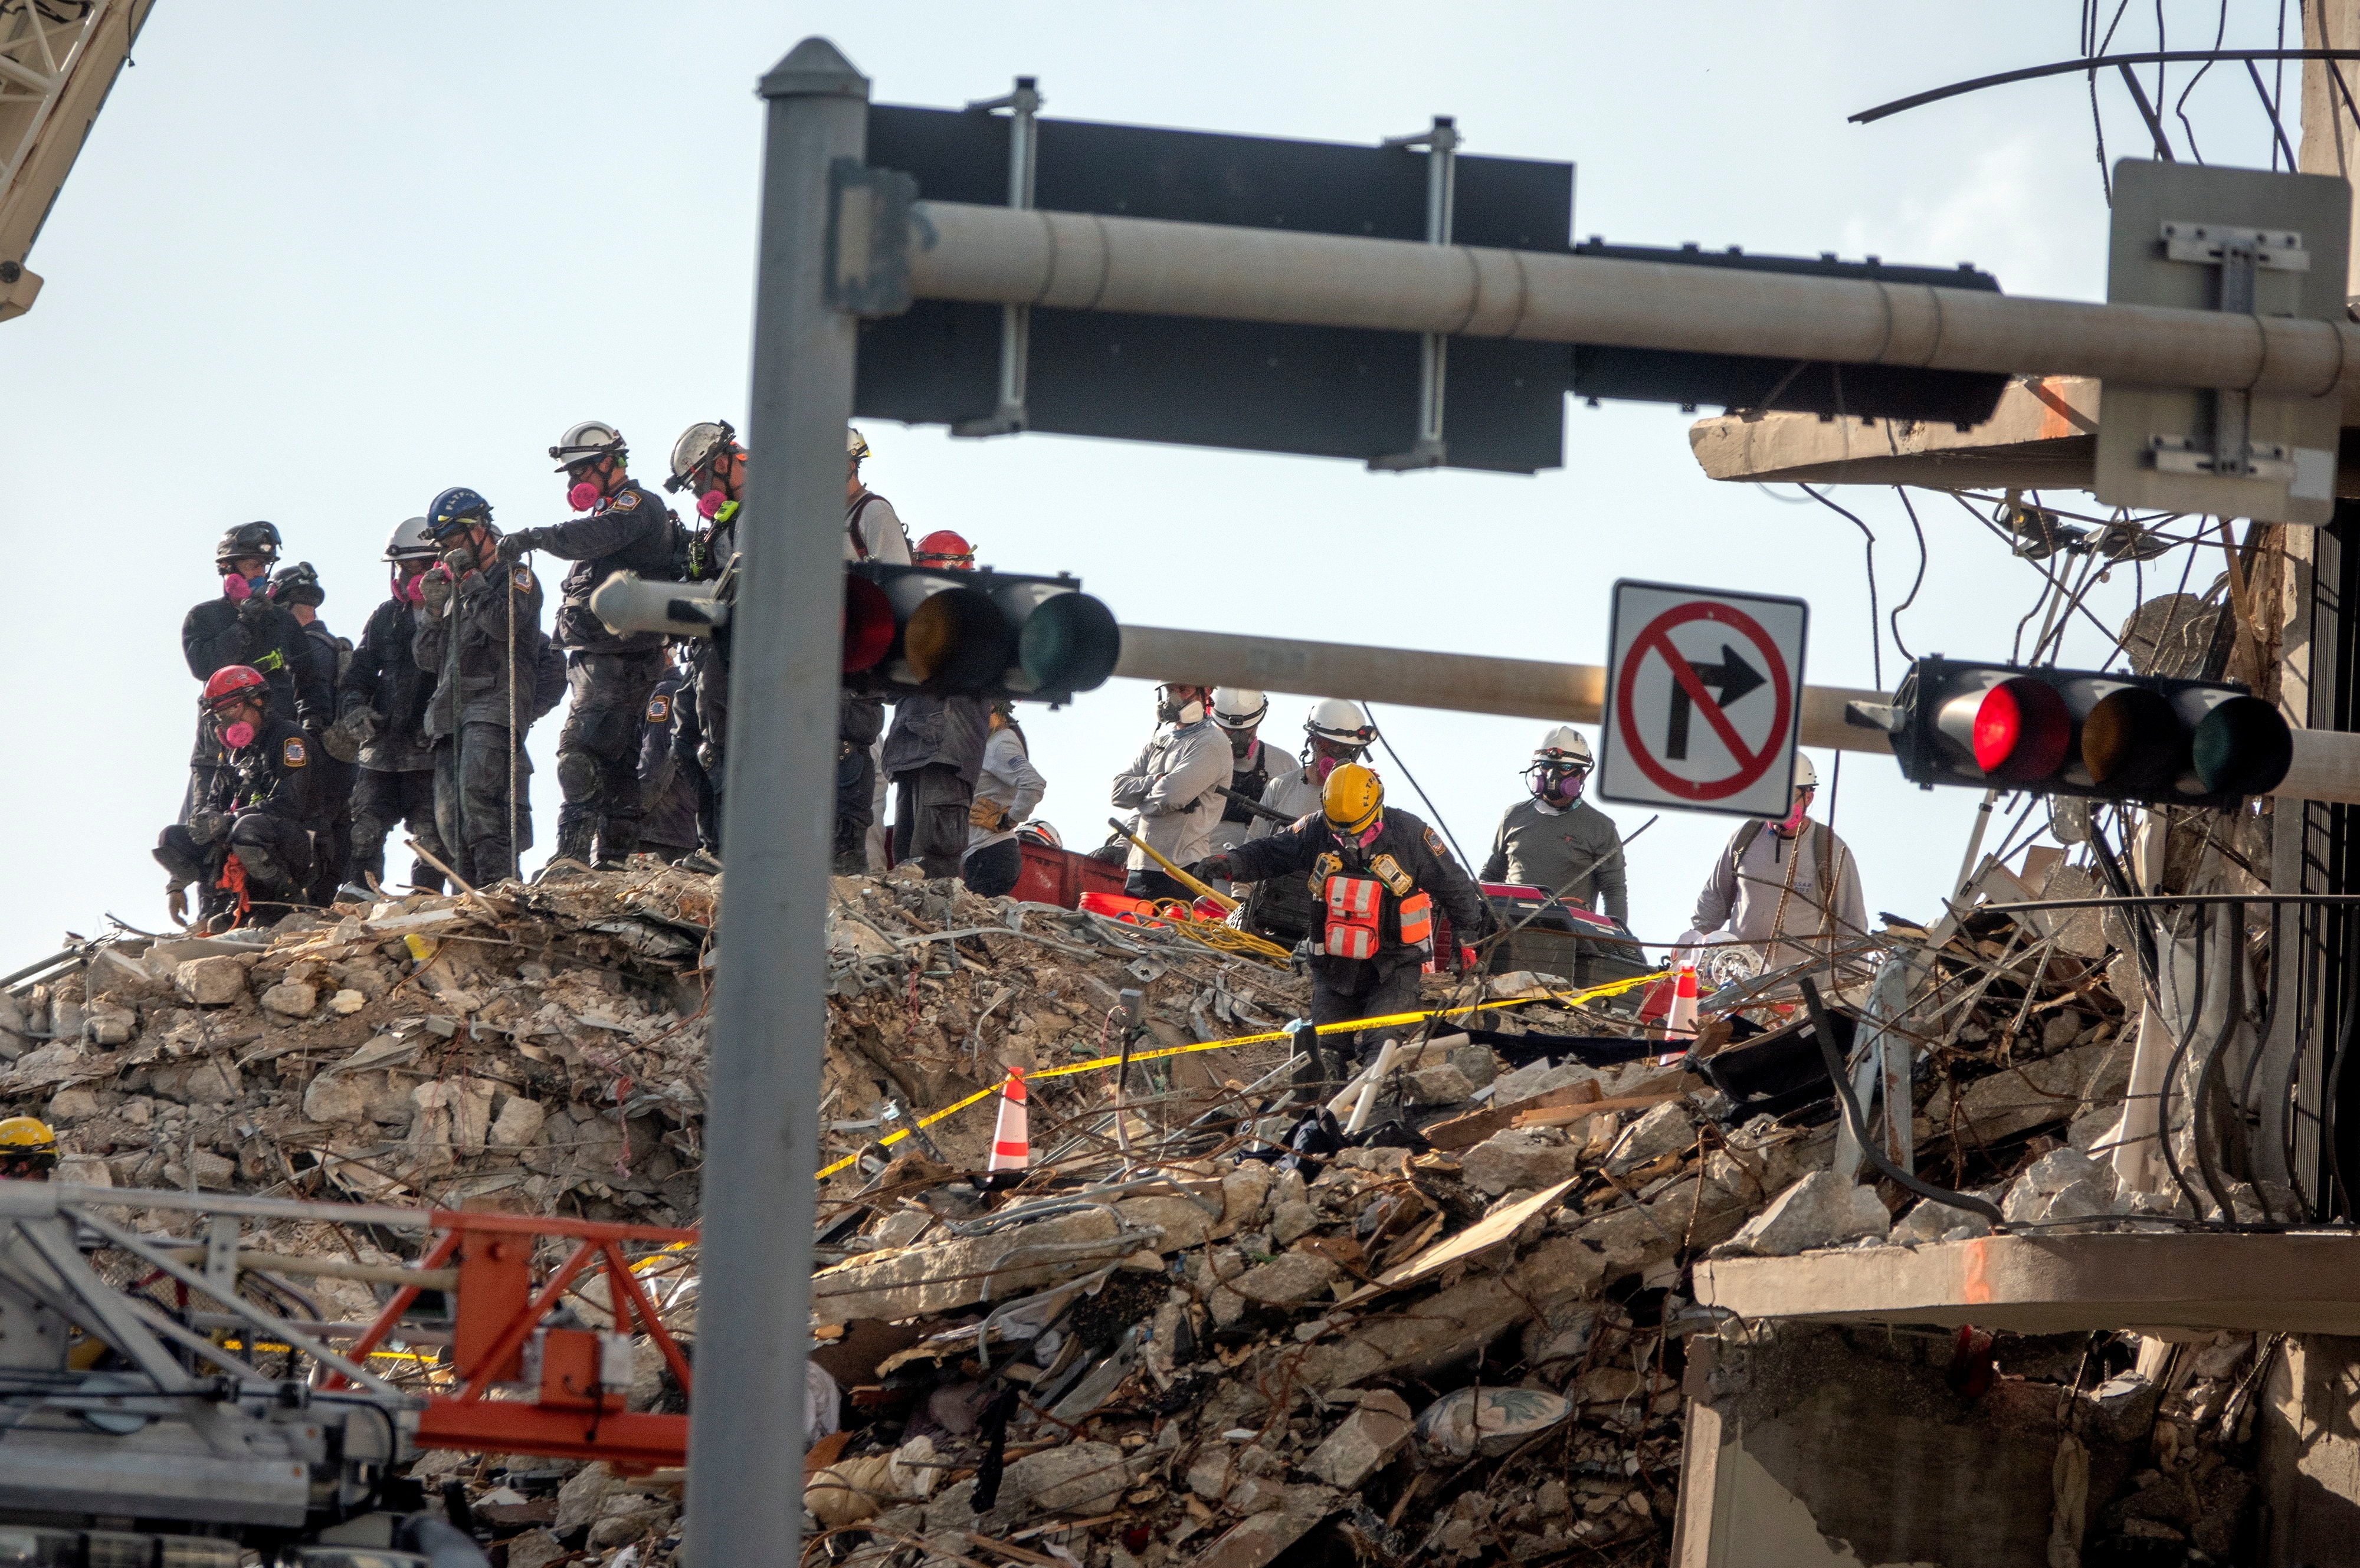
[425,487,492,539]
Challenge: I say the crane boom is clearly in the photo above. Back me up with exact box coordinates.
[0,0,156,323]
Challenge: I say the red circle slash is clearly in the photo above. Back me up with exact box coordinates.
[1614,601,1794,801]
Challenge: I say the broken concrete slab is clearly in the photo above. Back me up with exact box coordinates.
[812,1209,1133,1322]
[995,1441,1129,1519]
[1718,1172,1889,1257]
[1460,1129,1584,1198]
[1181,1484,1338,1568]
[1301,1390,1412,1488]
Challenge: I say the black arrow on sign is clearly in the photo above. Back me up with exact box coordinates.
[1666,643,1767,760]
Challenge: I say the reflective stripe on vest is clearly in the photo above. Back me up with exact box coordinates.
[1323,874,1383,960]
[1397,890,1433,949]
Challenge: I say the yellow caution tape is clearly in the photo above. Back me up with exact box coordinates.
[812,967,1669,1180]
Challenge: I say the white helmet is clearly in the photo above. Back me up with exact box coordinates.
[847,427,871,463]
[1211,687,1268,730]
[667,419,739,493]
[1303,698,1374,747]
[1794,752,1818,790]
[1532,726,1594,768]
[384,517,438,562]
[550,421,626,471]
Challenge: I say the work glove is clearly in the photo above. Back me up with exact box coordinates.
[968,798,1007,830]
[166,880,189,926]
[186,808,228,846]
[321,709,371,764]
[1457,944,1479,975]
[418,567,455,616]
[1189,854,1234,884]
[496,528,544,564]
[236,593,276,626]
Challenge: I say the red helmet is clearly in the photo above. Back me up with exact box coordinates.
[200,665,269,713]
[913,530,975,570]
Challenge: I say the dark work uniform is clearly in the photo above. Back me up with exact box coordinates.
[343,589,448,893]
[1224,806,1491,1062]
[881,694,989,880]
[415,560,546,887]
[680,513,733,852]
[635,673,702,862]
[508,480,679,865]
[289,616,356,907]
[156,715,322,925]
[181,588,312,819]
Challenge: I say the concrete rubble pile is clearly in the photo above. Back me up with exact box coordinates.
[0,851,2177,1567]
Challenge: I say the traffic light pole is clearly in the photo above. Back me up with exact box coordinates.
[894,198,2360,415]
[683,38,866,1568]
[1114,621,2360,806]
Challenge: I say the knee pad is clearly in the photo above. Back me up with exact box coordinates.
[556,750,601,803]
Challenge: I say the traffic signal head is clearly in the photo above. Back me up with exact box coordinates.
[847,562,1120,704]
[1889,657,2290,806]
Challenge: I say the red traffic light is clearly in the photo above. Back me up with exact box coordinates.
[843,575,895,674]
[1966,677,2072,783]
[1894,657,2290,806]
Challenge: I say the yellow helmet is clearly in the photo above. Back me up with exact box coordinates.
[1322,763,1384,837]
[0,1115,57,1177]
[0,1116,55,1151]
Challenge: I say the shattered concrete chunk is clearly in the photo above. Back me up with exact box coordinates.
[996,1441,1129,1518]
[1401,1062,1476,1107]
[1461,1129,1584,1199]
[1604,1100,1694,1174]
[1227,1249,1339,1307]
[173,955,248,1006]
[1719,1172,1889,1257]
[1302,1390,1412,1487]
[259,981,318,1018]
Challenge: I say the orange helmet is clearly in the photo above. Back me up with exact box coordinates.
[913,530,975,570]
[200,665,270,713]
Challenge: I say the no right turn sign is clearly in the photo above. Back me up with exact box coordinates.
[1598,580,1808,819]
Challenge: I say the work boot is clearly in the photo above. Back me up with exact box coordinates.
[533,856,592,885]
[553,818,596,866]
[593,828,639,871]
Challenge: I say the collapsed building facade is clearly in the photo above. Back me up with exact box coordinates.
[5,763,2328,1568]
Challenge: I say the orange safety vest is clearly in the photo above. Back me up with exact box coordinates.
[1321,876,1434,959]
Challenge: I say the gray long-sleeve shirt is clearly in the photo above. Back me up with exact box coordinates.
[1480,797,1628,924]
[968,727,1048,856]
[1110,717,1228,872]
[1690,818,1869,971]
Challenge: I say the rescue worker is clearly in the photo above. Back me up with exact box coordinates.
[1682,753,1869,975]
[418,487,546,887]
[912,530,974,568]
[181,522,312,816]
[1241,699,1375,945]
[157,664,322,927]
[494,422,680,867]
[1194,765,1490,1063]
[0,1116,57,1180]
[838,428,913,869]
[665,419,743,843]
[1203,688,1275,870]
[1110,684,1228,901]
[880,528,988,879]
[335,519,450,897]
[1481,727,1628,925]
[964,701,1048,898]
[636,658,704,865]
[266,562,356,908]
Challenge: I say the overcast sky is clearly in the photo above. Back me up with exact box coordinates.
[0,2,2302,963]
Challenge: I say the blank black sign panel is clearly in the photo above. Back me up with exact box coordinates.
[856,104,1575,473]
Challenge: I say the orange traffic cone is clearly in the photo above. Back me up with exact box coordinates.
[1667,963,1700,1040]
[1655,964,1700,1065]
[988,1068,1030,1172]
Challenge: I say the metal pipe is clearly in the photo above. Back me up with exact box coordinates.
[904,199,2360,411]
[683,36,865,1568]
[1115,623,2360,806]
